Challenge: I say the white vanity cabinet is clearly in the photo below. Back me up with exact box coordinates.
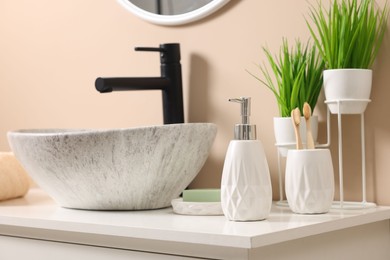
[0,189,389,260]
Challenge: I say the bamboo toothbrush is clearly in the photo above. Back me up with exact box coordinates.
[291,108,303,150]
[303,102,315,149]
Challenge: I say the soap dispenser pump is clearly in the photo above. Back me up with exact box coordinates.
[221,97,272,221]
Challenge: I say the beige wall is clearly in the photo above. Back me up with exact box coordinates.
[1,0,389,205]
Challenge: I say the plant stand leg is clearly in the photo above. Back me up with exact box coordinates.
[359,113,376,208]
[329,100,376,209]
[337,101,344,208]
[277,149,284,202]
[361,113,367,204]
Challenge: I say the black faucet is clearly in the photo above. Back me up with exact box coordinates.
[95,43,184,125]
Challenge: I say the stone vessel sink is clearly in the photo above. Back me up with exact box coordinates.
[7,123,217,210]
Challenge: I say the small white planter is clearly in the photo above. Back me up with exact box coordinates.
[323,69,372,114]
[285,149,334,214]
[273,116,318,157]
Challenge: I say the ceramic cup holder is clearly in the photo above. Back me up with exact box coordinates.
[285,149,335,214]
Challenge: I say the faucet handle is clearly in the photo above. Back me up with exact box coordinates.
[134,43,180,64]
[134,47,165,52]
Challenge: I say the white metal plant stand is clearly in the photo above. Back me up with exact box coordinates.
[276,99,376,209]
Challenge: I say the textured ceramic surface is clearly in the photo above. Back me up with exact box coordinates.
[221,140,272,221]
[171,198,223,216]
[285,149,335,214]
[7,123,217,210]
[323,69,372,114]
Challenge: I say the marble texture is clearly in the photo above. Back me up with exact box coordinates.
[7,123,217,210]
[171,198,223,216]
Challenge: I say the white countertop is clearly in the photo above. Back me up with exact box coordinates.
[1,188,390,250]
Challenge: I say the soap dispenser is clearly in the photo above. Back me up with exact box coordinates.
[221,97,272,221]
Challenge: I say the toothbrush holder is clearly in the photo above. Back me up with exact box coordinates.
[285,149,335,214]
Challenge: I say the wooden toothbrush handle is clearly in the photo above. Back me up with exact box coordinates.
[294,129,303,150]
[306,119,315,149]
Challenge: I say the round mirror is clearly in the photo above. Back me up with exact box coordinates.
[117,0,231,26]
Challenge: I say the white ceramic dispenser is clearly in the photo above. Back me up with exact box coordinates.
[221,97,272,221]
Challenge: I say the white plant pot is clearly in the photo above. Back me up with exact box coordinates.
[323,69,372,114]
[285,149,334,214]
[273,116,318,157]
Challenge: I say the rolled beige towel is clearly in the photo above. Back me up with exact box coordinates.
[0,152,30,201]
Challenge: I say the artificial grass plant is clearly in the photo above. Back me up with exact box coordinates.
[307,0,388,69]
[249,39,324,117]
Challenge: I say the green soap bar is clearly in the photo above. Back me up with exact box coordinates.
[182,189,221,202]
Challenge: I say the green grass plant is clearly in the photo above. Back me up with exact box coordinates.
[249,39,324,117]
[307,0,388,69]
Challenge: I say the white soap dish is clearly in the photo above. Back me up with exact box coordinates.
[171,198,223,216]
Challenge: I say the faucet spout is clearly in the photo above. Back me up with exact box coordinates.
[95,43,184,125]
[95,77,170,93]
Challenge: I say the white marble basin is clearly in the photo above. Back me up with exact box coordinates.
[7,123,217,210]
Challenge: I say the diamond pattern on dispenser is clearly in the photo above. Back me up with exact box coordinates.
[221,150,272,221]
